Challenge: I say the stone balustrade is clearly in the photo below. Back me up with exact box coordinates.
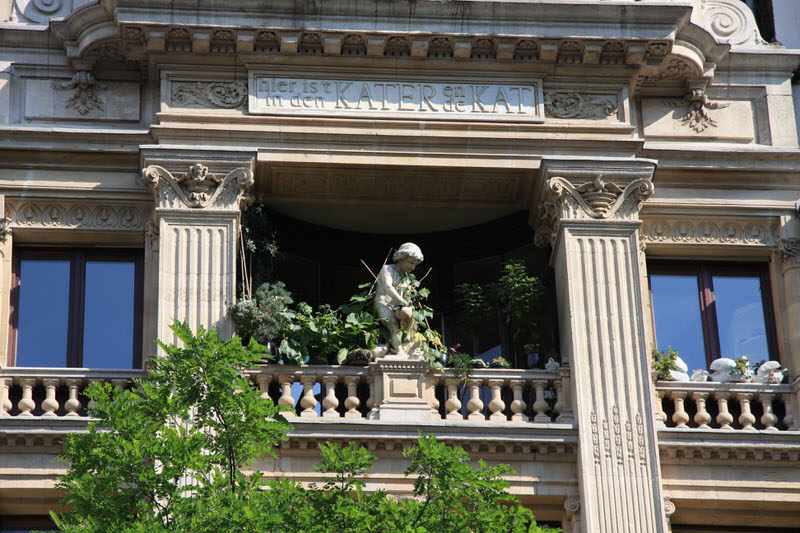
[434,367,573,423]
[247,364,573,424]
[1,368,147,418]
[1,363,571,425]
[654,380,799,432]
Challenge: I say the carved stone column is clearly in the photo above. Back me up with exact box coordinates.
[141,151,255,348]
[535,159,666,533]
[0,196,12,366]
[778,216,800,376]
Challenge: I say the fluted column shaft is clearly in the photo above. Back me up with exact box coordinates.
[538,159,666,533]
[141,151,255,349]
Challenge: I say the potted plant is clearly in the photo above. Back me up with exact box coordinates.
[454,260,545,368]
[709,356,753,383]
[651,346,688,381]
[490,357,511,369]
[229,281,297,363]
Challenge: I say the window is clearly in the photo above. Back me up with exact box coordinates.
[648,262,778,373]
[9,248,143,368]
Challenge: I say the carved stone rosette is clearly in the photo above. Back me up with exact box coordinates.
[141,163,254,211]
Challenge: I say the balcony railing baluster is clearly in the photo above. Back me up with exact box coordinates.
[656,380,796,432]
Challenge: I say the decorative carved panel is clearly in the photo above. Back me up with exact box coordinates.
[641,218,780,248]
[5,201,150,231]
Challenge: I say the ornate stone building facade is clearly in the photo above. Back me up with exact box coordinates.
[1,1,799,531]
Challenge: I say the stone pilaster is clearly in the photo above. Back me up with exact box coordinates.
[536,159,666,533]
[140,150,255,349]
[0,196,11,366]
[778,216,800,377]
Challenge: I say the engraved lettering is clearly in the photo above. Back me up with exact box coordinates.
[356,83,377,110]
[251,76,543,122]
[471,85,489,113]
[492,87,511,114]
[335,82,353,109]
[399,83,415,111]
[419,84,437,112]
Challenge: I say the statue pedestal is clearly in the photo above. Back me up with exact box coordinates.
[367,355,437,422]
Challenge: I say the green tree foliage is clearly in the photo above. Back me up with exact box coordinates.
[52,323,558,533]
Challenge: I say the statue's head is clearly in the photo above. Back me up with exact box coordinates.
[393,242,424,266]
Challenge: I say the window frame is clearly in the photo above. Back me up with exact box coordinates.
[647,260,779,367]
[9,247,144,368]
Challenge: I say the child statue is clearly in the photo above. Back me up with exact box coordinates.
[374,243,424,355]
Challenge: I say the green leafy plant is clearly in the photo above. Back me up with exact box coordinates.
[52,322,292,532]
[450,350,476,387]
[228,281,294,347]
[491,357,511,368]
[731,355,754,382]
[51,326,556,532]
[651,345,678,380]
[454,260,545,366]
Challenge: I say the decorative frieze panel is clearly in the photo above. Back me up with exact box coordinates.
[544,92,618,120]
[641,218,780,248]
[5,201,149,231]
[171,81,247,109]
[24,76,140,122]
[269,168,522,206]
[663,90,730,133]
[641,97,754,141]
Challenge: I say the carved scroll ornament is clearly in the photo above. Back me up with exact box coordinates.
[171,82,247,109]
[547,175,654,220]
[544,92,618,119]
[779,238,800,273]
[142,163,254,210]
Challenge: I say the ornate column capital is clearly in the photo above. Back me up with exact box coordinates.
[779,238,800,274]
[139,150,256,212]
[533,158,657,247]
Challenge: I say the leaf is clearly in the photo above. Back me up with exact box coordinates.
[337,348,350,365]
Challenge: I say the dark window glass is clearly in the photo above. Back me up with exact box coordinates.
[11,249,142,368]
[82,261,136,368]
[16,259,71,367]
[650,274,706,373]
[712,275,770,361]
[648,262,777,369]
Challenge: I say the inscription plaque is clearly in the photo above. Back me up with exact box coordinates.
[249,75,544,122]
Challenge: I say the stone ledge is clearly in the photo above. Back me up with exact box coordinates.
[658,428,800,463]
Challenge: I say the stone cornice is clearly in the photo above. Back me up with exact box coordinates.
[0,417,579,456]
